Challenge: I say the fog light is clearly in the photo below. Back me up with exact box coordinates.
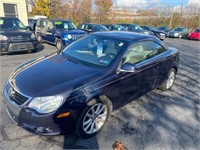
[2,48,6,51]
[56,112,70,119]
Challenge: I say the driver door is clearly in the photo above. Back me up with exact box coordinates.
[44,21,55,43]
[106,41,160,109]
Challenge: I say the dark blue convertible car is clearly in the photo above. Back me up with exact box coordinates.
[3,32,179,138]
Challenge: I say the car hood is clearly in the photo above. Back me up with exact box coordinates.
[0,30,32,37]
[56,29,86,35]
[9,54,104,97]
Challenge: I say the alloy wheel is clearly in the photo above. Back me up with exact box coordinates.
[56,40,62,50]
[82,103,107,134]
[166,71,175,89]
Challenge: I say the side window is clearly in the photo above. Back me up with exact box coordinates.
[95,25,100,31]
[85,25,92,31]
[124,43,144,64]
[36,19,40,26]
[42,19,47,28]
[142,41,165,59]
[80,24,85,29]
[47,21,54,30]
[123,41,165,64]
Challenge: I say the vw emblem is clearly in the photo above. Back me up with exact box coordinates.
[8,87,15,98]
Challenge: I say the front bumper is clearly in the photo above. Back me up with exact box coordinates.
[169,33,180,38]
[0,40,38,54]
[3,81,76,135]
[189,36,200,40]
[158,34,166,40]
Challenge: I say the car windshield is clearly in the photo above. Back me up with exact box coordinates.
[54,21,77,30]
[173,28,184,31]
[113,25,126,31]
[62,35,126,68]
[0,18,26,31]
[194,29,200,32]
[94,25,108,31]
[133,25,143,30]
[149,26,157,31]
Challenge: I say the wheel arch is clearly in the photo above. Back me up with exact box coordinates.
[86,95,113,114]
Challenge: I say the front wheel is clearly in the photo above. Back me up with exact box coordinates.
[56,39,63,51]
[159,68,176,91]
[76,99,111,138]
[31,48,37,53]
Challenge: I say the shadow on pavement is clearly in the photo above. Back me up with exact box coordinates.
[63,133,99,149]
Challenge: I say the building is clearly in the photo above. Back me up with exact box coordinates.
[0,0,28,25]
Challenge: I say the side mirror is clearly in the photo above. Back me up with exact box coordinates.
[119,62,136,73]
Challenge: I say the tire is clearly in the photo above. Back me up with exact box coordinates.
[159,68,176,91]
[36,34,43,43]
[31,49,37,53]
[56,39,63,51]
[75,98,111,138]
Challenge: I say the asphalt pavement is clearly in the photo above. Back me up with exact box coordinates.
[0,38,199,150]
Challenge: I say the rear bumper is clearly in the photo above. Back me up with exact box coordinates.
[0,40,38,54]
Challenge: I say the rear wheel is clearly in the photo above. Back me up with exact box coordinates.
[36,34,43,43]
[76,98,111,138]
[159,68,176,91]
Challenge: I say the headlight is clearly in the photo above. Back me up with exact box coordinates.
[67,34,72,39]
[144,31,149,34]
[63,34,72,40]
[28,95,64,114]
[0,35,8,41]
[174,33,179,36]
[31,33,36,39]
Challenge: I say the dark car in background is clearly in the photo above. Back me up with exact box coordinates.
[157,26,171,33]
[3,31,179,137]
[36,19,86,50]
[141,26,166,41]
[168,27,189,38]
[78,23,108,33]
[118,23,150,35]
[103,24,127,31]
[0,17,38,55]
[188,28,200,40]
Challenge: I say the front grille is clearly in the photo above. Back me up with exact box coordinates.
[11,37,29,42]
[9,42,34,51]
[6,83,29,105]
[72,34,85,41]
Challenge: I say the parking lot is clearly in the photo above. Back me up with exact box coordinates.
[0,38,199,150]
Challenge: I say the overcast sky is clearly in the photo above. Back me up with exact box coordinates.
[113,0,200,8]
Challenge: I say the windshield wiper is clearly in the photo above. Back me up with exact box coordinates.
[61,53,80,64]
